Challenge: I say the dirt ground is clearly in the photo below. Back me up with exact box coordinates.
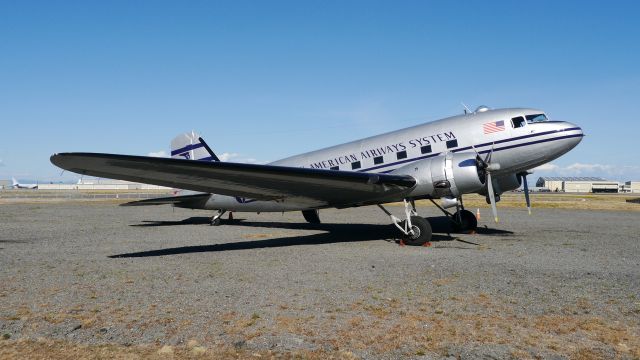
[1,198,639,359]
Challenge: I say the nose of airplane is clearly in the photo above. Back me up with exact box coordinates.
[553,121,584,151]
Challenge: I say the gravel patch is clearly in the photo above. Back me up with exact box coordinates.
[1,203,639,358]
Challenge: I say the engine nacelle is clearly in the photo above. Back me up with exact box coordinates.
[478,173,522,196]
[391,152,485,198]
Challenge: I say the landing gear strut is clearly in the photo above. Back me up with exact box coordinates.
[378,199,432,246]
[210,210,226,226]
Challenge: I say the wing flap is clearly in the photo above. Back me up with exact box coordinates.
[51,153,416,207]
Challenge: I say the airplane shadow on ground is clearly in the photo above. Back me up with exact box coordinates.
[111,216,513,258]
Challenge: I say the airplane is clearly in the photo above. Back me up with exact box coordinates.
[50,106,584,245]
[12,177,38,189]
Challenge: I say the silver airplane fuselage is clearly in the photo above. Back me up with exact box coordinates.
[197,108,583,211]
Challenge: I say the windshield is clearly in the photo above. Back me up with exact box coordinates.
[525,113,548,123]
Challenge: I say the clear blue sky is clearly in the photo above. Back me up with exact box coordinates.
[1,1,639,182]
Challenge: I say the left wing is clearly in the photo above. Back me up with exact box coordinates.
[51,153,416,208]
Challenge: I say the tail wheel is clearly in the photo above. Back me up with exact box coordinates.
[452,209,478,233]
[401,216,432,246]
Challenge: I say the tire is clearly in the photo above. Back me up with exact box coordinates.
[302,209,321,224]
[401,216,432,246]
[451,209,477,233]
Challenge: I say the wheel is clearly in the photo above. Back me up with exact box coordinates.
[211,217,221,226]
[451,209,477,233]
[302,209,321,224]
[401,216,432,246]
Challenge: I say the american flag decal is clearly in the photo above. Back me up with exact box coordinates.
[483,120,505,134]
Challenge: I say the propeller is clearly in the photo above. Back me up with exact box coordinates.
[520,172,532,215]
[473,144,500,223]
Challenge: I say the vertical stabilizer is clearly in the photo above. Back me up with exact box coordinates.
[170,131,215,161]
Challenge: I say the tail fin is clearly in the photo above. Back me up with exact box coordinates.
[170,131,218,161]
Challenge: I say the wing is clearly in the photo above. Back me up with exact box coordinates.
[51,153,416,208]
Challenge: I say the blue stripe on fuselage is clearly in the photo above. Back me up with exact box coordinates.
[451,127,582,153]
[356,128,583,173]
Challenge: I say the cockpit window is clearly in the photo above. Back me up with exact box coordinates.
[511,116,526,128]
[525,114,548,123]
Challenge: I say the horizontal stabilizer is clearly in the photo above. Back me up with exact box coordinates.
[121,193,211,207]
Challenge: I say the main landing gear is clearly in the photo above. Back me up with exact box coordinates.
[210,210,226,226]
[429,197,478,234]
[378,199,432,246]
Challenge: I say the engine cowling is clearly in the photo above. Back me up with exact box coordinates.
[391,152,485,198]
[478,173,522,196]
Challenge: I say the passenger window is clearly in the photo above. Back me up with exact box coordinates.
[351,161,361,170]
[446,139,458,149]
[374,156,384,165]
[421,145,432,154]
[511,116,526,128]
[330,166,339,170]
[396,150,407,160]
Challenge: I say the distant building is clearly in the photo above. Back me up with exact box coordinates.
[622,181,640,193]
[536,177,619,193]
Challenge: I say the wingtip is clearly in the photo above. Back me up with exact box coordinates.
[50,152,66,160]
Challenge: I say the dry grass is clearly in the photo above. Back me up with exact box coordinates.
[0,339,361,360]
[243,233,272,240]
[464,193,640,211]
[389,193,640,212]
[3,191,638,212]
[325,312,638,358]
[0,198,131,205]
[2,297,638,359]
[0,189,171,205]
[265,296,638,358]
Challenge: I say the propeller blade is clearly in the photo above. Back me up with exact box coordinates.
[483,142,495,165]
[486,172,499,223]
[471,144,481,159]
[522,174,531,215]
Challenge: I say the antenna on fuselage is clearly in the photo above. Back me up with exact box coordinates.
[461,102,471,114]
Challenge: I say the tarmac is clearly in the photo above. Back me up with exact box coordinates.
[0,202,639,359]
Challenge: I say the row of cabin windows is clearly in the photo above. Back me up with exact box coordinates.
[329,139,459,170]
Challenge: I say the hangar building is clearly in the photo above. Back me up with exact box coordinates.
[622,181,640,193]
[536,177,620,193]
